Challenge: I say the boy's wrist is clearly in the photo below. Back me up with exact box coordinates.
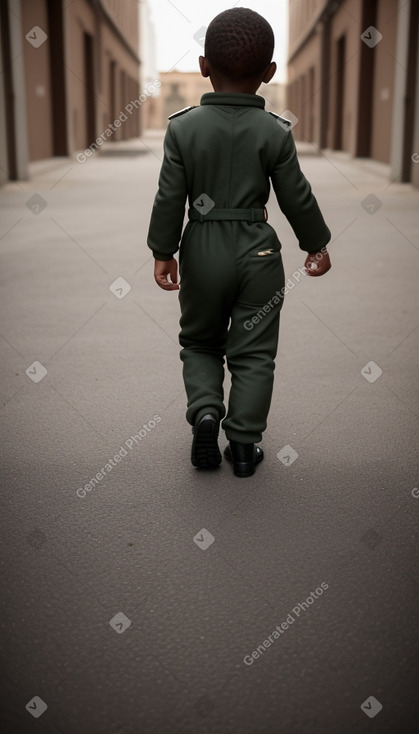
[308,246,328,254]
[152,252,175,261]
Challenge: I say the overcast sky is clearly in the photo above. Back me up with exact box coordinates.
[147,0,289,83]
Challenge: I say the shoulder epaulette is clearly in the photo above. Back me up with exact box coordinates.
[168,106,196,120]
[268,111,292,129]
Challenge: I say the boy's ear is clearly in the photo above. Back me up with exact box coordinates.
[262,61,277,84]
[199,56,210,78]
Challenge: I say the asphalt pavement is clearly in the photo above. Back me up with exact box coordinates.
[0,130,418,733]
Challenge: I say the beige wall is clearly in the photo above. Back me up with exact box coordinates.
[369,0,397,162]
[21,0,54,161]
[288,32,321,143]
[66,0,96,152]
[288,0,328,58]
[66,0,140,150]
[96,20,140,141]
[101,0,139,53]
[287,0,399,163]
[19,0,141,161]
[327,0,362,155]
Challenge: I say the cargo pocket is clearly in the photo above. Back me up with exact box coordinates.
[239,247,285,307]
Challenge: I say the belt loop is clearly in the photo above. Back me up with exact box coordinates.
[250,208,257,222]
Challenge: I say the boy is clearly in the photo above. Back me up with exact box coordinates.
[147,8,331,478]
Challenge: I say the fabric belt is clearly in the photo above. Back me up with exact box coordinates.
[188,207,268,223]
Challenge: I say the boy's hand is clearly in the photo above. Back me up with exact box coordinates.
[154,258,180,291]
[304,247,331,277]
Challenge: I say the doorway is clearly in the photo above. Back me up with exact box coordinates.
[334,34,345,150]
[83,31,96,147]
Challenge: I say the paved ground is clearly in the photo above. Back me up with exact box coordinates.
[1,130,418,734]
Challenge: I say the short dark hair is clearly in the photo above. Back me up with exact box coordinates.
[204,8,275,80]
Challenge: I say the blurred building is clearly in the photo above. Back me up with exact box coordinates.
[139,0,159,130]
[148,71,211,129]
[147,70,286,130]
[0,0,142,184]
[287,0,419,186]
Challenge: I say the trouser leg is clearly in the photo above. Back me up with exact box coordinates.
[222,300,283,443]
[178,229,236,426]
[222,249,285,443]
[179,348,226,426]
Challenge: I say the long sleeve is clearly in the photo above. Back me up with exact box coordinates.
[270,130,331,253]
[147,124,188,260]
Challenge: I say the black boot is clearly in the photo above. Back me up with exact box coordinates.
[224,440,264,478]
[191,408,221,469]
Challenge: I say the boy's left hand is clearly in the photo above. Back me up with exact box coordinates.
[304,248,331,277]
[154,258,180,290]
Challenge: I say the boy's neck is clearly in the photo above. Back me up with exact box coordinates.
[199,57,275,95]
[211,81,259,95]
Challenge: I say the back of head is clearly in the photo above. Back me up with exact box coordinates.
[204,8,275,81]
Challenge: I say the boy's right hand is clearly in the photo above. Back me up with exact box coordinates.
[304,247,331,277]
[154,258,180,291]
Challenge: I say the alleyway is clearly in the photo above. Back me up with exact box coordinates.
[1,132,418,733]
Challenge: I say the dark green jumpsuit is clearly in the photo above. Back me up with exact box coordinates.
[147,92,331,444]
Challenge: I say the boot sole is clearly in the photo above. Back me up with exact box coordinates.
[191,415,221,469]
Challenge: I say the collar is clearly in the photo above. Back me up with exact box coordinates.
[200,92,265,109]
